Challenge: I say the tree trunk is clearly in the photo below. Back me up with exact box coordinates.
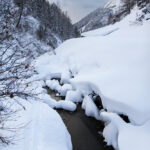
[16,0,24,28]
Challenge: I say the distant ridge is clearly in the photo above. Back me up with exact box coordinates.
[75,0,149,32]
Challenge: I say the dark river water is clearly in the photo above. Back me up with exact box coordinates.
[46,87,114,150]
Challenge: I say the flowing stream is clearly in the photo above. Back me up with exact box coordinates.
[46,87,114,150]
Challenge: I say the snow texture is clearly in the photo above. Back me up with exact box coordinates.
[101,111,150,150]
[56,100,77,111]
[82,96,100,120]
[0,101,72,150]
[65,90,82,103]
[34,7,150,150]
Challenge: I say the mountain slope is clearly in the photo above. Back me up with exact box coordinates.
[14,0,80,48]
[0,0,80,61]
[75,0,149,32]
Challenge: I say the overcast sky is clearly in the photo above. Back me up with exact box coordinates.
[48,0,109,23]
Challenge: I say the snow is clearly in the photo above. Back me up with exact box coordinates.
[101,112,125,149]
[118,120,150,150]
[46,79,62,92]
[45,21,150,124]
[56,100,77,111]
[145,13,150,20]
[82,6,143,37]
[60,84,72,96]
[61,71,71,84]
[105,0,122,9]
[104,0,124,13]
[82,27,119,37]
[29,79,76,112]
[0,101,72,150]
[46,80,72,96]
[82,96,100,120]
[24,79,58,108]
[101,111,150,150]
[34,6,150,150]
[65,90,82,103]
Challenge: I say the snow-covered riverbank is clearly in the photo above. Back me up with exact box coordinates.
[1,5,150,150]
[34,7,150,150]
[0,100,72,150]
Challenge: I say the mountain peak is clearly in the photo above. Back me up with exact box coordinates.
[104,0,123,9]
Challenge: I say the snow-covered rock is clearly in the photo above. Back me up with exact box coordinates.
[60,84,72,96]
[82,96,100,120]
[65,90,83,103]
[56,100,77,111]
[46,80,72,96]
[46,80,62,92]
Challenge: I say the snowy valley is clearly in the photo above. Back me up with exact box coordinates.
[0,0,150,150]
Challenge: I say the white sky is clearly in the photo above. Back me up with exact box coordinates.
[48,0,109,23]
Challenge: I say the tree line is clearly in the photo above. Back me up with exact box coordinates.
[14,0,80,43]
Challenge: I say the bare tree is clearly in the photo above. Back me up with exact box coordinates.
[0,0,35,145]
[0,40,36,145]
[16,0,26,28]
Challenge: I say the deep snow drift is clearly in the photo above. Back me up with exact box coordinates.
[0,101,72,150]
[34,6,150,150]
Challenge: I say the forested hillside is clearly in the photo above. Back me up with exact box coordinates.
[0,0,79,58]
[14,0,79,43]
